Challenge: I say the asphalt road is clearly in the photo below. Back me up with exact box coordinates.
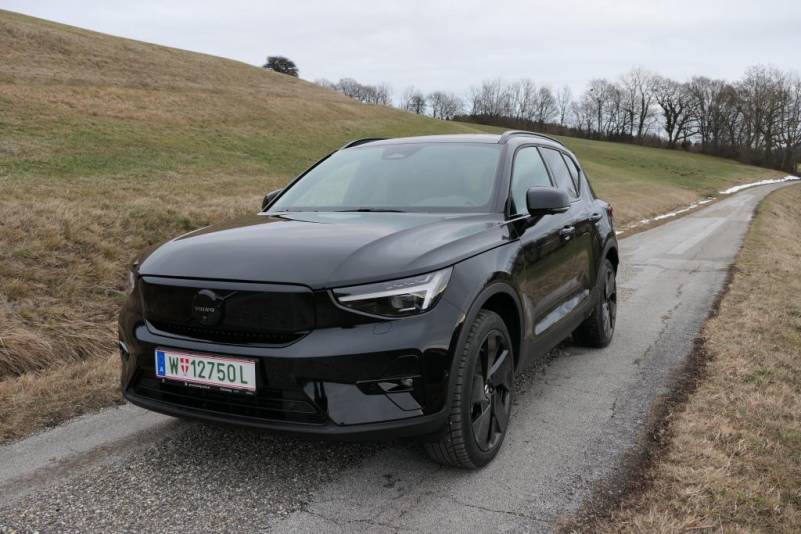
[0,183,788,533]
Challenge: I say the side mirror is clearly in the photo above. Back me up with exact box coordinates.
[261,189,283,211]
[526,187,570,217]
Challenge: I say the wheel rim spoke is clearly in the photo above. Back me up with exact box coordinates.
[487,348,509,385]
[472,404,492,448]
[491,393,509,433]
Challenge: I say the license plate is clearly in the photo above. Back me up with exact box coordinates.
[154,349,256,393]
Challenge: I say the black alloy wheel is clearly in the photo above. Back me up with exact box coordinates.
[425,310,514,468]
[470,330,513,452]
[600,264,617,340]
[573,258,617,347]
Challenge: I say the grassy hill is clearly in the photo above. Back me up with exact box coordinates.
[0,10,784,441]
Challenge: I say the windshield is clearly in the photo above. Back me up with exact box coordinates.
[269,142,502,213]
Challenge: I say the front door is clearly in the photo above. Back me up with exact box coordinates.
[509,146,585,349]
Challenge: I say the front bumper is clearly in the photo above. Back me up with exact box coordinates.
[119,296,464,440]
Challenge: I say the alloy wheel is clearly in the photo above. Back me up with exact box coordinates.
[470,330,513,452]
[601,268,617,338]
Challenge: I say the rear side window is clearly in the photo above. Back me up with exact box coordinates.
[510,147,551,214]
[539,148,578,199]
[562,154,581,193]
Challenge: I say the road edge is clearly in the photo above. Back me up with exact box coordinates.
[556,182,795,533]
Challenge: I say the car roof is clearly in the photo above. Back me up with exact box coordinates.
[343,131,567,150]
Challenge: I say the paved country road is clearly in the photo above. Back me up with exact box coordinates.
[0,183,791,533]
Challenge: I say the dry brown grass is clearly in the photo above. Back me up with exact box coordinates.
[590,184,801,533]
[0,173,284,441]
[0,353,120,441]
[0,10,785,442]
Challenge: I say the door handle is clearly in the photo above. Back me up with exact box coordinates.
[589,212,603,223]
[559,226,575,240]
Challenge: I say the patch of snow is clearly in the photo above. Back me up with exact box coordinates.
[618,196,717,235]
[613,175,798,238]
[719,175,799,195]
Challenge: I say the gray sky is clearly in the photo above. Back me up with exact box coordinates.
[5,0,800,96]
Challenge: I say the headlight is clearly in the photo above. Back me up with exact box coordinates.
[332,267,452,318]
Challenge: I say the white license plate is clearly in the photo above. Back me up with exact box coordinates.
[155,349,256,393]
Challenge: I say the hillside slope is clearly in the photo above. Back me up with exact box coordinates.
[0,10,490,180]
[0,10,784,441]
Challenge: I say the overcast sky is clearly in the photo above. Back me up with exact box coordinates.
[5,0,800,96]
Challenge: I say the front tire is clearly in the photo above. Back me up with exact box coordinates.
[573,258,617,348]
[424,310,514,469]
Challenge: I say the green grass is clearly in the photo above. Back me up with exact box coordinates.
[557,135,779,196]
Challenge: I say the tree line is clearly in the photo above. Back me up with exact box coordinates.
[312,66,801,173]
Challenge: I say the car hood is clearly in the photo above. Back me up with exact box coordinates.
[138,211,510,288]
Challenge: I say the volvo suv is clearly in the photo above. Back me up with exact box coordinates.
[119,131,618,468]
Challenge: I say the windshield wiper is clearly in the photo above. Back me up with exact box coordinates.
[335,208,406,213]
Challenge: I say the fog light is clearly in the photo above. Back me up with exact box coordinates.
[359,375,420,395]
[377,376,417,393]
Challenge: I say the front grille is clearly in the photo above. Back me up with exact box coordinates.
[140,277,314,345]
[132,374,325,424]
[148,321,304,345]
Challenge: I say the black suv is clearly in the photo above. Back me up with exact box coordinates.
[119,131,618,468]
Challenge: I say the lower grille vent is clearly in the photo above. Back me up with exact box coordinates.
[149,321,305,345]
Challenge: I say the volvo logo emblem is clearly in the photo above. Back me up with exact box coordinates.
[191,289,223,326]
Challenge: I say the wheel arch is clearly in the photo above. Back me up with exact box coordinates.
[462,282,524,370]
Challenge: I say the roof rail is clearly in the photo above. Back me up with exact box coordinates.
[498,130,565,147]
[340,137,385,150]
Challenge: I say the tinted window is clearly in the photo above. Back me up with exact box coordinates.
[562,154,581,193]
[539,148,578,199]
[510,147,551,214]
[271,143,502,213]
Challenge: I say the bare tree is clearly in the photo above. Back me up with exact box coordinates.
[620,68,657,138]
[401,86,427,114]
[570,99,593,132]
[428,91,464,120]
[532,86,558,125]
[581,80,630,138]
[374,83,392,106]
[508,79,538,120]
[375,64,801,172]
[469,79,514,118]
[738,66,785,158]
[777,75,801,171]
[329,78,392,106]
[556,86,572,126]
[652,76,694,147]
[428,91,447,119]
[687,77,736,152]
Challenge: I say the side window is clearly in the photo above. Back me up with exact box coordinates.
[510,147,551,215]
[539,148,578,199]
[562,154,582,194]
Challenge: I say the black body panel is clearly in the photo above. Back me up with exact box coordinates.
[119,132,618,439]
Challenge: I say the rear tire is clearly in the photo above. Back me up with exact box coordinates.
[424,310,514,469]
[573,258,617,348]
